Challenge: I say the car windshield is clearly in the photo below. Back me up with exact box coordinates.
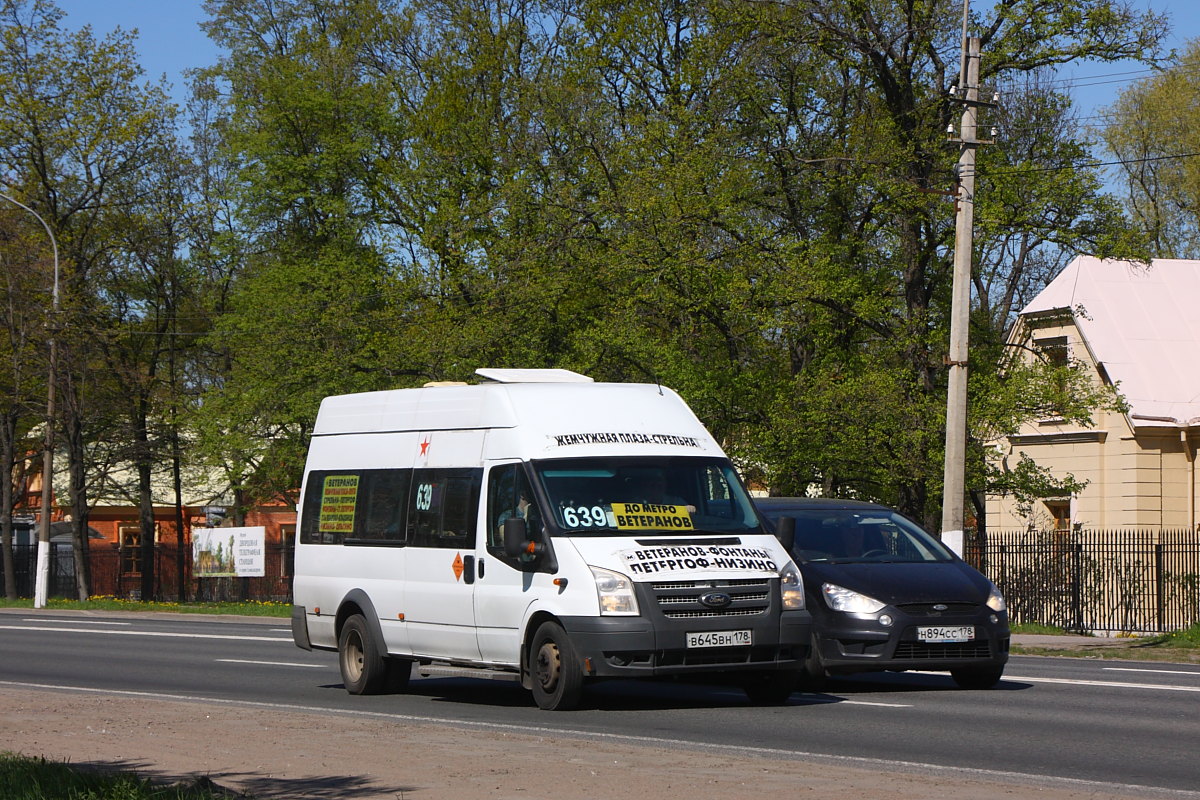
[767,508,954,563]
[532,456,764,536]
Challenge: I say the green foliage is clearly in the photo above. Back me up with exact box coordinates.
[1104,38,1200,258]
[0,0,1172,535]
[185,0,1168,527]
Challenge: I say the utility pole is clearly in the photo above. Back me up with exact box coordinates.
[941,35,984,557]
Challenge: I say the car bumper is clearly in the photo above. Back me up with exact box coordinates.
[814,611,1009,674]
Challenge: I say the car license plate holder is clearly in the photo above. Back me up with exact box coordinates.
[917,625,974,643]
[687,630,752,648]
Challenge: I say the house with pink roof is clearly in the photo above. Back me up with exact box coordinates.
[987,256,1200,531]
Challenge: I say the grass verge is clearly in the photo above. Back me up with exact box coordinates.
[0,753,249,799]
[1011,622,1200,663]
[0,597,290,617]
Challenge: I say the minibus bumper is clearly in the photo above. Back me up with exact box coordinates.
[560,610,811,677]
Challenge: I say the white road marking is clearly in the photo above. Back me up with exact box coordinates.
[216,659,325,669]
[802,696,913,708]
[1104,667,1200,677]
[22,618,131,626]
[1005,674,1200,692]
[1,679,1196,799]
[0,624,290,642]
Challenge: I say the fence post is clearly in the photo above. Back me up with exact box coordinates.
[1071,541,1083,633]
[1155,542,1165,633]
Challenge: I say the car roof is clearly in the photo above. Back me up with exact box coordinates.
[754,496,892,513]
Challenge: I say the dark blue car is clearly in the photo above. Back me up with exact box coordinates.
[756,497,1009,689]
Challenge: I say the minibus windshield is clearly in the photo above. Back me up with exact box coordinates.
[532,456,764,536]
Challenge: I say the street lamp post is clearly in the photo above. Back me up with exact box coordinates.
[0,191,60,608]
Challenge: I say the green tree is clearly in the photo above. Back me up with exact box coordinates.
[0,0,187,597]
[1104,38,1200,259]
[0,206,50,599]
[195,0,1166,533]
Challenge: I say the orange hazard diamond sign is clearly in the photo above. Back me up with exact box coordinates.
[452,552,464,581]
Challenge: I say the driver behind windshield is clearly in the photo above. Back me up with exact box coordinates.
[623,469,696,513]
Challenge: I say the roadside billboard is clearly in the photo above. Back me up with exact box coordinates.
[192,526,266,578]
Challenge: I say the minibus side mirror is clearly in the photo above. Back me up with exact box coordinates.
[775,516,796,553]
[504,517,533,559]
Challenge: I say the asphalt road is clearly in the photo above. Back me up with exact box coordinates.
[1,609,1198,795]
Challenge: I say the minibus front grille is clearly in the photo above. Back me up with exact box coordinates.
[661,608,765,619]
[647,578,772,618]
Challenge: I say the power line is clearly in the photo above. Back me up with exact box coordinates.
[977,150,1200,178]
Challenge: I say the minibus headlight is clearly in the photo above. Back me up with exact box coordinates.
[986,582,1007,612]
[590,566,639,616]
[779,560,805,610]
[822,582,886,614]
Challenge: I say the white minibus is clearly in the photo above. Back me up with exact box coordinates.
[291,368,811,709]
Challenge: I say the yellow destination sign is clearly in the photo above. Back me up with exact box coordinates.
[611,502,694,531]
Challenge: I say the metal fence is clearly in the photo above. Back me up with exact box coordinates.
[5,531,1199,633]
[965,528,1200,634]
[0,543,294,603]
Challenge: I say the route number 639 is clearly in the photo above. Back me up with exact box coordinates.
[562,505,608,528]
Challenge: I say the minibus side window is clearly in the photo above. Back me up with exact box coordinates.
[358,469,412,543]
[408,468,481,549]
[300,471,360,545]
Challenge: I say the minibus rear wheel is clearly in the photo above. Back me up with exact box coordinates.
[530,621,584,711]
[339,613,387,695]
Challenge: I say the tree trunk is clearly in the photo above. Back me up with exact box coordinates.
[65,410,91,600]
[1,411,18,600]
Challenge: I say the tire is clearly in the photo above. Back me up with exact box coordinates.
[742,670,798,705]
[338,614,387,695]
[529,621,585,711]
[796,632,828,691]
[951,665,1004,689]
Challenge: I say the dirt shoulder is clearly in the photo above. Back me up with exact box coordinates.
[0,686,1182,800]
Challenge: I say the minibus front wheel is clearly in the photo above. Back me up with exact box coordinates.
[530,621,585,711]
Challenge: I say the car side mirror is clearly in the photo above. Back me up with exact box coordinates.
[775,516,796,552]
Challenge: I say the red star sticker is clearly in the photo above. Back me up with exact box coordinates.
[419,438,430,456]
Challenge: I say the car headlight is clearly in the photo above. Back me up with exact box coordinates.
[591,566,639,615]
[779,560,805,610]
[986,582,1007,612]
[822,582,886,614]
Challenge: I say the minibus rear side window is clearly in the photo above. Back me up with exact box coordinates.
[300,472,360,545]
[299,469,412,545]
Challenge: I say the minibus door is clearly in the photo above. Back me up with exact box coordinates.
[474,461,542,665]
[402,465,484,661]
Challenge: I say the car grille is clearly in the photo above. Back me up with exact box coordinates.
[893,641,993,659]
[649,578,772,619]
[894,602,981,617]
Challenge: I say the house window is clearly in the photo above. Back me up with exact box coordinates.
[1036,336,1069,367]
[119,525,142,575]
[1043,500,1071,533]
[1035,336,1070,420]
